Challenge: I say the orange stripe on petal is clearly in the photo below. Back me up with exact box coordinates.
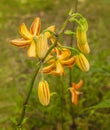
[30,17,41,36]
[61,57,76,66]
[10,38,31,47]
[43,64,55,74]
[58,49,71,60]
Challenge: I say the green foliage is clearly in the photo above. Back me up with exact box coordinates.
[0,0,110,130]
[90,99,110,109]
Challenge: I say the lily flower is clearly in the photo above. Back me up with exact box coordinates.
[69,80,83,105]
[43,48,76,75]
[38,80,50,106]
[75,53,90,72]
[10,17,55,57]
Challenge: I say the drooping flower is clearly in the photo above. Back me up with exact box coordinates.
[76,18,90,54]
[10,17,55,58]
[42,48,76,75]
[75,53,90,72]
[38,80,50,106]
[69,80,83,105]
[76,26,90,54]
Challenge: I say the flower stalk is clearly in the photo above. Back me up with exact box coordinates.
[16,14,73,129]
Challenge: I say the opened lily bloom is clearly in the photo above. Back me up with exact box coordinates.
[43,48,76,75]
[75,53,90,72]
[38,80,50,106]
[10,17,55,57]
[69,80,83,105]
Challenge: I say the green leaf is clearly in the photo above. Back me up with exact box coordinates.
[90,99,110,109]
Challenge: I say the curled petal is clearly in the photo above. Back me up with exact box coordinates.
[51,61,64,75]
[75,53,90,72]
[61,57,76,67]
[42,64,55,74]
[27,41,36,57]
[30,17,41,36]
[19,23,33,40]
[45,25,56,38]
[72,80,83,90]
[38,80,50,106]
[69,88,78,105]
[10,38,31,47]
[58,49,71,60]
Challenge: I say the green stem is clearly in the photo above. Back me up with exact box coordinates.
[69,1,78,130]
[17,63,40,128]
[58,15,71,34]
[69,0,79,86]
[61,45,79,54]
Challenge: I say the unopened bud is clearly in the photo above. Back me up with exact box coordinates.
[75,53,90,71]
[38,80,50,106]
[37,34,48,59]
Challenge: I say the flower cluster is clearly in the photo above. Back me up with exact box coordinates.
[10,14,90,106]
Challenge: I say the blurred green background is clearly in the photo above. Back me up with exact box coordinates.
[0,0,110,130]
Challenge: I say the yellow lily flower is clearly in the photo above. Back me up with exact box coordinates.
[75,53,90,72]
[10,17,55,58]
[69,80,83,105]
[43,48,76,75]
[38,80,50,106]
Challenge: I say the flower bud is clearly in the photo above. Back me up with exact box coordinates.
[36,34,48,59]
[76,27,90,54]
[38,80,50,106]
[75,53,90,71]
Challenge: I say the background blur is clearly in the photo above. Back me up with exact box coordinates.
[0,0,110,130]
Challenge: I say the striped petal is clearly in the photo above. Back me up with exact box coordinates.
[10,38,31,47]
[27,41,36,57]
[51,61,64,75]
[58,49,71,60]
[75,53,90,72]
[19,23,33,40]
[72,80,83,90]
[30,17,41,36]
[61,57,76,67]
[42,63,55,74]
[77,42,90,54]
